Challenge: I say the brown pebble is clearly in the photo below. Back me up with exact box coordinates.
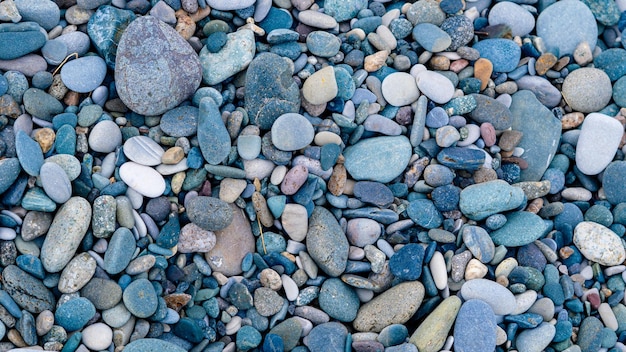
[33,128,56,153]
[364,50,389,72]
[449,59,469,73]
[429,55,450,70]
[474,58,493,91]
[328,163,347,196]
[64,91,80,106]
[559,246,574,259]
[473,167,498,183]
[498,130,523,151]
[48,74,68,100]
[175,10,196,40]
[188,6,211,22]
[252,191,274,227]
[526,198,543,214]
[552,56,570,71]
[534,53,557,76]
[501,157,528,169]
[162,146,185,165]
[480,122,496,147]
[404,157,429,188]
[0,94,21,117]
[561,112,584,129]
[163,293,192,311]
[7,329,27,347]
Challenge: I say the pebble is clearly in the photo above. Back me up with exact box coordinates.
[88,120,122,153]
[454,300,497,352]
[60,56,107,93]
[536,0,597,55]
[515,322,556,352]
[573,221,626,266]
[200,29,255,85]
[460,279,516,315]
[488,2,535,37]
[562,68,612,113]
[123,136,164,166]
[473,39,521,73]
[416,70,454,104]
[575,113,623,175]
[381,72,420,107]
[271,113,315,151]
[409,296,461,352]
[119,162,166,198]
[343,136,412,183]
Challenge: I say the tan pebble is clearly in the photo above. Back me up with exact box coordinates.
[526,198,543,214]
[162,146,185,164]
[314,131,342,146]
[465,258,488,280]
[534,53,557,76]
[34,128,56,153]
[561,187,592,201]
[552,56,570,71]
[260,268,283,290]
[496,325,508,345]
[559,246,575,259]
[498,130,523,152]
[561,112,584,129]
[219,178,247,203]
[472,167,498,183]
[574,41,593,66]
[170,171,185,195]
[449,59,469,73]
[175,10,196,40]
[474,58,493,90]
[364,50,390,72]
[36,310,55,336]
[328,163,347,196]
[0,94,21,117]
[494,257,518,277]
[7,329,27,347]
[49,74,68,100]
[343,178,355,195]
[252,191,274,227]
[188,6,211,22]
[212,272,229,285]
[429,55,450,70]
[496,275,509,287]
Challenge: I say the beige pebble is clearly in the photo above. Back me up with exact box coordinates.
[219,178,247,203]
[561,187,592,201]
[36,310,54,336]
[464,258,488,280]
[495,257,518,277]
[161,146,185,164]
[314,131,343,146]
[260,268,282,290]
[34,128,56,153]
[364,50,390,72]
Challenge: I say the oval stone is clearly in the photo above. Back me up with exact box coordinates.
[115,15,201,115]
[186,196,233,231]
[103,227,136,275]
[123,136,164,166]
[54,297,95,331]
[122,278,158,318]
[460,278,516,315]
[573,221,626,266]
[343,136,412,183]
[416,70,454,104]
[40,162,72,203]
[1,265,55,314]
[60,56,107,93]
[119,162,166,198]
[381,72,420,107]
[575,113,623,176]
[453,300,497,352]
[490,211,547,247]
[306,206,349,277]
[271,113,315,151]
[124,338,187,352]
[40,197,91,273]
[58,252,96,293]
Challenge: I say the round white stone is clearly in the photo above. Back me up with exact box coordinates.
[416,70,455,104]
[119,162,166,198]
[575,113,623,175]
[123,136,164,166]
[381,72,420,106]
[81,323,113,350]
[574,221,626,266]
[281,203,308,241]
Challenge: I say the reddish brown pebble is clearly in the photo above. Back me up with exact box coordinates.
[474,58,493,91]
[561,112,584,129]
[328,163,347,196]
[480,122,496,147]
[535,53,558,76]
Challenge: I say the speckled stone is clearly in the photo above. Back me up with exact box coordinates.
[573,221,626,266]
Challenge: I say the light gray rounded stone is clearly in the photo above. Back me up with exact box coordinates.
[40,162,72,203]
[271,113,315,151]
[123,135,165,166]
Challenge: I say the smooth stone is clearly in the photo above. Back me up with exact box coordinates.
[306,206,349,277]
[462,225,495,263]
[515,322,556,352]
[381,72,420,107]
[268,317,303,351]
[271,113,315,151]
[604,161,626,204]
[186,196,233,231]
[124,338,187,352]
[205,204,255,276]
[1,265,55,313]
[319,278,360,322]
[88,120,122,153]
[200,29,255,85]
[15,130,43,176]
[160,106,198,137]
[55,31,90,57]
[245,53,300,130]
[346,218,381,247]
[39,162,71,203]
[436,147,485,170]
[87,6,136,68]
[40,197,91,273]
[0,54,47,77]
[60,56,107,93]
[354,181,394,207]
[594,48,626,81]
[536,0,597,55]
[575,113,623,175]
[123,278,157,318]
[324,0,368,22]
[459,180,526,220]
[304,322,348,352]
[302,66,338,105]
[306,31,341,57]
[490,211,547,247]
[197,97,231,165]
[406,199,443,229]
[472,39,521,73]
[409,296,461,352]
[562,68,612,113]
[81,277,122,310]
[81,323,112,351]
[115,16,201,115]
[119,162,166,198]
[54,297,95,331]
[460,278,516,315]
[58,252,96,293]
[0,158,20,194]
[0,22,46,60]
[577,317,604,352]
[103,227,136,275]
[454,299,497,352]
[488,1,534,37]
[178,223,216,253]
[353,281,425,332]
[416,70,454,104]
[509,90,562,181]
[205,0,255,10]
[123,136,164,166]
[412,23,451,52]
[343,136,412,183]
[574,221,626,266]
[281,203,308,241]
[515,76,562,108]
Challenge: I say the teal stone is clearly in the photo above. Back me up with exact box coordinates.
[334,66,355,100]
[613,76,626,107]
[459,180,526,220]
[377,324,409,347]
[54,124,77,155]
[343,136,412,183]
[352,16,382,34]
[236,326,262,351]
[437,147,485,171]
[203,297,220,318]
[443,95,476,115]
[15,130,43,176]
[258,7,293,33]
[87,5,136,69]
[267,29,299,44]
[594,48,626,81]
[407,199,443,229]
[61,331,82,352]
[103,227,136,275]
[256,231,286,254]
[182,169,208,191]
[490,211,547,247]
[21,188,56,212]
[52,112,77,129]
[122,278,158,318]
[54,297,96,331]
[462,225,495,263]
[412,23,452,52]
[156,215,180,248]
[23,88,64,122]
[77,104,103,127]
[16,254,45,280]
[306,31,341,58]
[0,22,47,60]
[578,317,604,352]
[270,41,301,60]
[324,0,368,22]
[553,320,573,342]
[536,0,597,56]
[0,158,20,194]
[473,39,521,72]
[543,282,565,305]
[318,278,360,322]
[267,195,287,218]
[509,90,562,181]
[459,78,482,94]
[229,282,254,310]
[504,313,543,329]
[173,317,204,343]
[200,29,255,85]
[470,94,512,130]
[584,204,613,227]
[320,143,341,171]
[197,97,231,165]
[581,0,620,25]
[601,327,617,348]
[124,338,187,352]
[613,304,626,334]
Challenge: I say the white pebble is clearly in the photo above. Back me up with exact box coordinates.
[81,323,113,351]
[282,274,299,301]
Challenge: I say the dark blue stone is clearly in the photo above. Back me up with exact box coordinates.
[504,313,543,329]
[407,199,443,229]
[594,48,626,81]
[16,255,45,280]
[87,6,136,69]
[437,147,485,170]
[258,7,293,33]
[431,184,461,212]
[389,243,424,281]
[157,215,180,248]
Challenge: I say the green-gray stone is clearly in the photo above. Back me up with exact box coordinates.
[343,136,412,183]
[92,195,116,238]
[490,211,548,247]
[410,296,461,352]
[200,29,255,85]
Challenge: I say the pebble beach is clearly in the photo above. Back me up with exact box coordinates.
[0,0,626,351]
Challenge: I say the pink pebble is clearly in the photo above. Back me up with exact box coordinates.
[480,122,496,147]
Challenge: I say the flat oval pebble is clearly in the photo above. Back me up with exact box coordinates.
[536,0,597,55]
[122,278,158,318]
[88,120,122,153]
[574,221,626,266]
[119,162,165,198]
[561,68,612,113]
[575,113,623,175]
[488,2,535,37]
[460,279,516,315]
[306,206,349,277]
[39,162,71,203]
[416,70,454,104]
[271,113,315,151]
[454,299,497,352]
[186,196,233,231]
[60,56,107,93]
[381,72,420,107]
[343,136,412,183]
[123,135,164,166]
[124,338,187,352]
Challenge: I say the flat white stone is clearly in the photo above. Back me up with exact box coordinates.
[281,204,308,242]
[119,162,165,198]
[574,221,626,266]
[381,72,420,106]
[302,66,338,105]
[416,70,455,104]
[81,323,113,351]
[576,113,623,175]
[430,250,448,290]
[460,278,516,315]
[0,227,16,240]
[123,136,164,166]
